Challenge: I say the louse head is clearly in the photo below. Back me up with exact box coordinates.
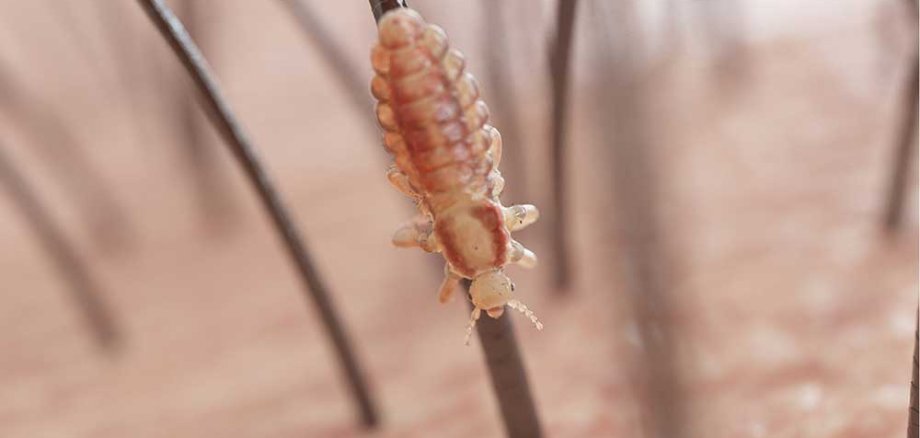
[466,270,543,345]
[469,269,515,318]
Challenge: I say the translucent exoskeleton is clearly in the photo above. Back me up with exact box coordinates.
[371,9,542,344]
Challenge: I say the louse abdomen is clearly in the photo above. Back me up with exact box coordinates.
[371,10,495,197]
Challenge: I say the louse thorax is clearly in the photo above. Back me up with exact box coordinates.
[431,194,510,279]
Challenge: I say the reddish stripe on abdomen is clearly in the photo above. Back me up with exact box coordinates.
[472,204,509,269]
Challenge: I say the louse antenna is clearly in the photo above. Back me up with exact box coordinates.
[465,307,482,346]
[507,300,544,331]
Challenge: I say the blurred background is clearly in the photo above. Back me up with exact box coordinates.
[0,0,916,436]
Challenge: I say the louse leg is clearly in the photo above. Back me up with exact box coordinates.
[388,167,434,216]
[490,172,505,198]
[386,166,417,199]
[391,217,439,252]
[503,204,539,232]
[487,125,502,168]
[509,240,538,268]
[486,126,506,199]
[464,306,482,345]
[438,265,461,303]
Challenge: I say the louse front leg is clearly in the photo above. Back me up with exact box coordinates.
[391,216,439,253]
[503,204,539,232]
[464,306,482,346]
[438,264,461,303]
[509,240,537,268]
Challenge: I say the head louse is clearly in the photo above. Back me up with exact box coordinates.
[371,8,543,343]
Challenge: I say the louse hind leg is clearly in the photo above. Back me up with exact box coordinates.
[486,125,502,168]
[490,172,505,198]
[503,204,539,232]
[438,265,461,303]
[386,166,417,199]
[509,240,537,268]
[486,126,505,199]
[391,217,439,253]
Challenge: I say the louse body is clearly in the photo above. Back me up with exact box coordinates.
[370,9,542,342]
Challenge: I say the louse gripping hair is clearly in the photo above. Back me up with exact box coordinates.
[370,8,542,343]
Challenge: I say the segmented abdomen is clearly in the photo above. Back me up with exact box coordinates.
[370,9,498,198]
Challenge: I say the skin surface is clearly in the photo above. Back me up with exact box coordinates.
[370,9,542,340]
